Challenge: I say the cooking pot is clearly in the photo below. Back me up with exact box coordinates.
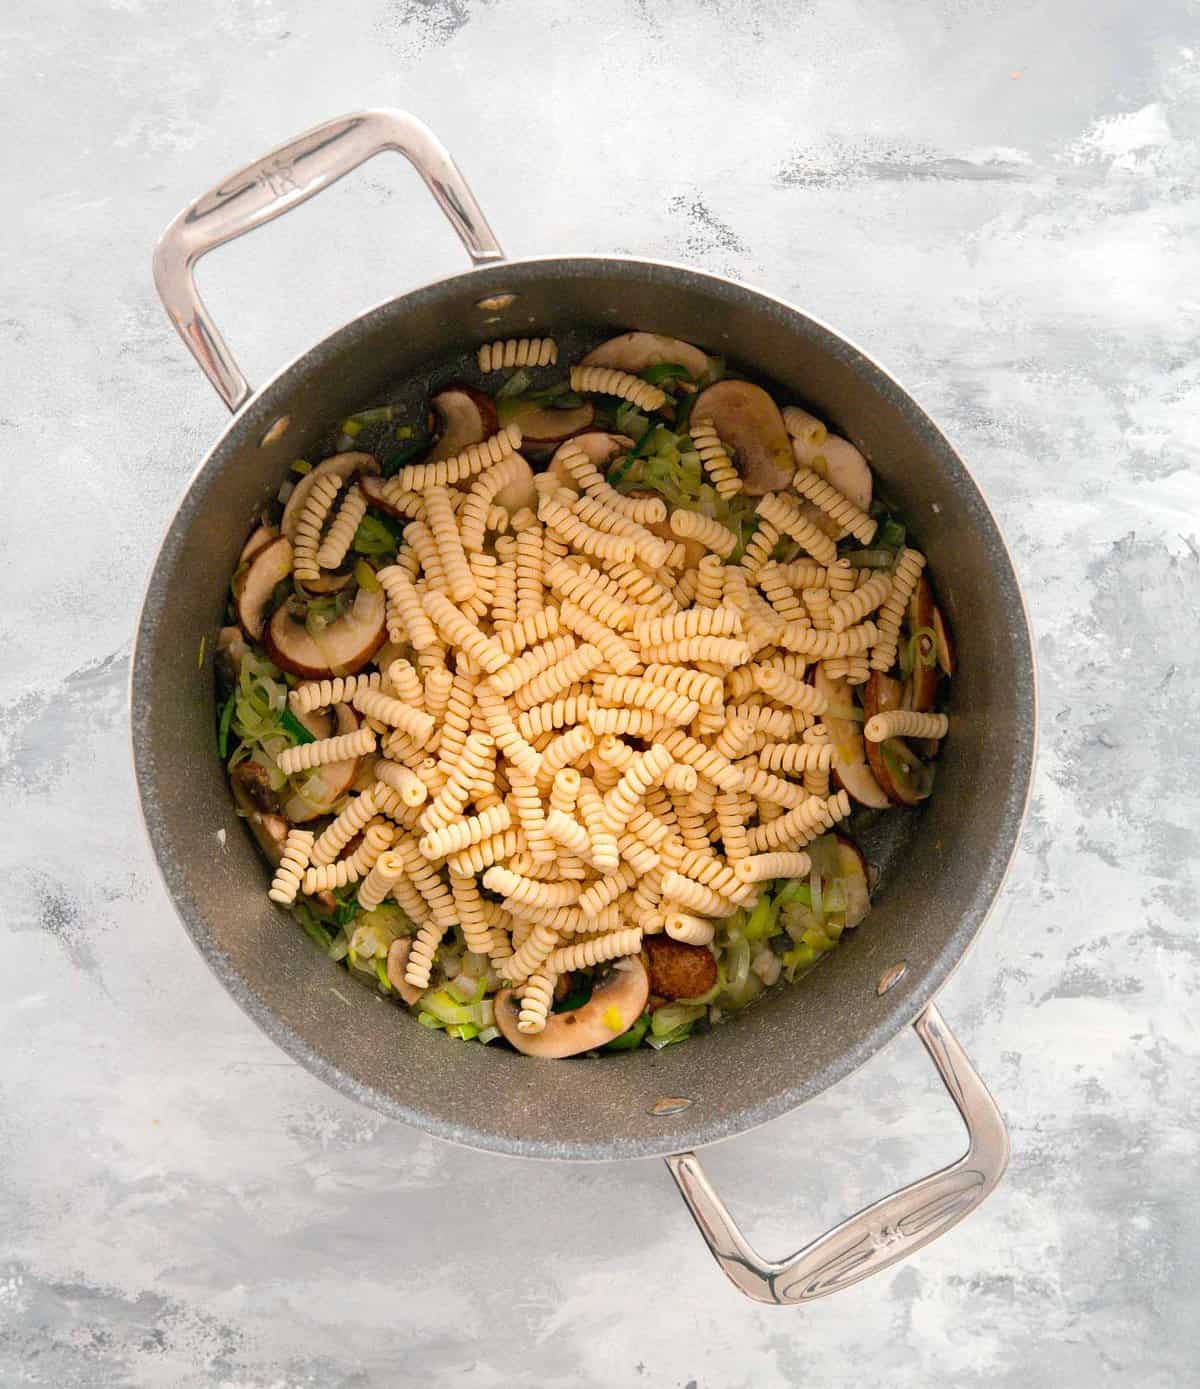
[134,109,1035,1304]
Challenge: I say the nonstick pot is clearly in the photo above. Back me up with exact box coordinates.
[134,110,1035,1303]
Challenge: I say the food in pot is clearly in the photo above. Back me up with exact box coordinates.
[213,330,953,1056]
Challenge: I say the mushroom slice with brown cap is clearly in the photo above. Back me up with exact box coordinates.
[240,523,278,565]
[230,763,289,867]
[234,535,293,641]
[265,588,387,679]
[498,399,595,456]
[494,957,650,1057]
[427,386,499,462]
[791,431,873,516]
[281,452,379,542]
[581,331,710,383]
[691,380,794,495]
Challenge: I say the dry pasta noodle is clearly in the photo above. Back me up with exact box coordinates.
[569,364,666,412]
[791,466,877,544]
[268,829,314,905]
[276,726,375,775]
[478,337,557,371]
[689,417,742,499]
[289,672,382,713]
[865,710,949,742]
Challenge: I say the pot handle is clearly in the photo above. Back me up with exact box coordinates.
[152,109,505,413]
[665,1002,1009,1304]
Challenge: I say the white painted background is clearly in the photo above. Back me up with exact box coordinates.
[3,1,1198,1384]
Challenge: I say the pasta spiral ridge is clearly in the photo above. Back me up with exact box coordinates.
[569,365,666,411]
[289,672,382,714]
[689,417,742,499]
[268,829,315,905]
[391,424,523,492]
[668,508,738,559]
[293,474,344,582]
[871,548,927,672]
[828,573,892,632]
[864,709,948,742]
[791,466,877,545]
[302,821,393,892]
[516,970,556,1034]
[755,493,838,566]
[315,486,367,571]
[548,928,643,974]
[311,787,379,866]
[276,726,376,775]
[478,337,557,371]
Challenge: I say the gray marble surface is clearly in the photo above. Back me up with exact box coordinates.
[3,1,1198,1384]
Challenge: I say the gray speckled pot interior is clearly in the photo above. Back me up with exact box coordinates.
[132,257,1035,1161]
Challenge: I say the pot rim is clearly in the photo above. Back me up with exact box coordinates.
[132,253,1037,1161]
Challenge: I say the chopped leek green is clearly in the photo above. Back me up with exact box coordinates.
[279,707,315,746]
[878,518,906,548]
[495,368,533,400]
[351,514,402,556]
[354,559,381,591]
[290,459,312,475]
[651,1002,706,1037]
[395,424,413,440]
[216,691,236,759]
[417,1011,444,1030]
[292,903,333,951]
[742,894,780,943]
[477,1025,501,1045]
[674,391,696,432]
[640,361,690,386]
[646,1022,695,1050]
[773,880,812,907]
[197,634,206,670]
[341,418,364,438]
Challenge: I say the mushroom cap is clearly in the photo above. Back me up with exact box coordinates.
[497,399,595,456]
[691,380,794,495]
[281,453,378,542]
[239,523,278,565]
[494,957,650,1057]
[814,665,890,810]
[427,386,499,462]
[233,535,293,641]
[265,589,387,680]
[904,575,939,714]
[581,331,710,382]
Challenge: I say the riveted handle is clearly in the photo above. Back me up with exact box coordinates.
[666,1003,1009,1304]
[152,108,505,412]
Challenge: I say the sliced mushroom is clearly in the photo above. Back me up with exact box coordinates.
[904,576,939,715]
[498,398,595,455]
[233,535,294,641]
[691,380,793,494]
[359,474,416,524]
[265,588,387,679]
[427,386,499,462]
[932,606,955,679]
[230,763,289,867]
[386,939,426,1005]
[240,523,278,565]
[834,835,871,929]
[872,737,934,807]
[215,626,250,701]
[494,957,650,1057]
[281,453,378,542]
[582,331,710,382]
[814,665,890,810]
[281,702,363,821]
[643,936,717,1000]
[863,670,907,799]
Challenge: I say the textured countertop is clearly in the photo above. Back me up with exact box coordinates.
[4,2,1198,1384]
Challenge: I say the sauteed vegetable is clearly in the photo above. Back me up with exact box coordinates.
[214,330,954,1057]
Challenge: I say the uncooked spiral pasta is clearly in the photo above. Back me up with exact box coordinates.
[268,829,315,905]
[289,672,382,714]
[569,364,666,411]
[668,508,738,559]
[276,726,376,775]
[689,417,742,499]
[392,423,523,492]
[478,337,557,371]
[516,970,556,1034]
[828,572,891,632]
[547,928,643,974]
[292,473,344,582]
[357,848,407,911]
[791,466,877,544]
[871,548,927,672]
[756,492,839,566]
[222,324,952,1060]
[865,710,949,742]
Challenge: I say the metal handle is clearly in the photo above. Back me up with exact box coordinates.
[152,108,505,413]
[666,1002,1009,1304]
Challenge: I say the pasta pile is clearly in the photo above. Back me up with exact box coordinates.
[226,328,954,1057]
[264,423,928,1037]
